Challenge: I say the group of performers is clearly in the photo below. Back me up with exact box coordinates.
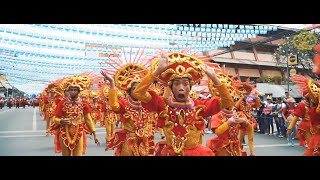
[0,96,29,109]
[36,44,320,156]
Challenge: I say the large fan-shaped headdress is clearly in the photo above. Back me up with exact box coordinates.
[208,64,239,100]
[233,76,256,96]
[60,71,104,91]
[101,48,155,91]
[290,74,320,104]
[45,77,66,96]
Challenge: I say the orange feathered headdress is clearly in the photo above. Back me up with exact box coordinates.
[90,90,101,99]
[46,83,58,93]
[233,77,255,96]
[290,75,320,104]
[46,77,67,96]
[101,48,155,91]
[114,64,148,91]
[208,64,239,100]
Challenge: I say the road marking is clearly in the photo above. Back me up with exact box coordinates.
[33,108,37,131]
[0,109,14,114]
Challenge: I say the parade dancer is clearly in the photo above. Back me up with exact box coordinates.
[133,49,234,156]
[53,75,100,156]
[293,44,320,155]
[205,68,248,156]
[101,48,157,156]
[233,78,260,156]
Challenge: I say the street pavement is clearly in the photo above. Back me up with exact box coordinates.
[0,106,306,156]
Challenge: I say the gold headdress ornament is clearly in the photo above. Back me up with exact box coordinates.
[45,83,63,97]
[47,77,68,96]
[290,74,320,104]
[151,48,212,86]
[233,76,256,96]
[189,90,199,99]
[47,83,57,92]
[99,82,124,99]
[150,82,165,96]
[101,48,155,91]
[90,90,101,99]
[77,71,105,89]
[80,90,90,98]
[60,75,91,91]
[59,70,104,92]
[208,64,239,100]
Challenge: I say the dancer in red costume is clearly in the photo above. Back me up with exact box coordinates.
[133,49,234,156]
[206,67,249,156]
[101,48,157,156]
[53,75,100,156]
[289,43,320,155]
[233,78,261,156]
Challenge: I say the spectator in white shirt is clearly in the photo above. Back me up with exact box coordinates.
[273,97,286,137]
[263,96,274,135]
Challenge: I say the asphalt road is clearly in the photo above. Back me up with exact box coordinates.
[0,106,306,156]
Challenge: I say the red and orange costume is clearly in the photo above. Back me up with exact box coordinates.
[46,80,68,153]
[305,105,320,156]
[52,75,97,156]
[207,109,246,156]
[233,78,260,156]
[7,97,14,108]
[103,50,157,156]
[290,73,319,154]
[21,97,27,108]
[39,92,46,117]
[33,98,39,108]
[206,69,247,156]
[15,97,20,108]
[290,101,312,147]
[77,90,90,154]
[100,85,120,150]
[133,52,233,156]
[89,90,102,125]
[43,84,63,136]
[295,43,320,155]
